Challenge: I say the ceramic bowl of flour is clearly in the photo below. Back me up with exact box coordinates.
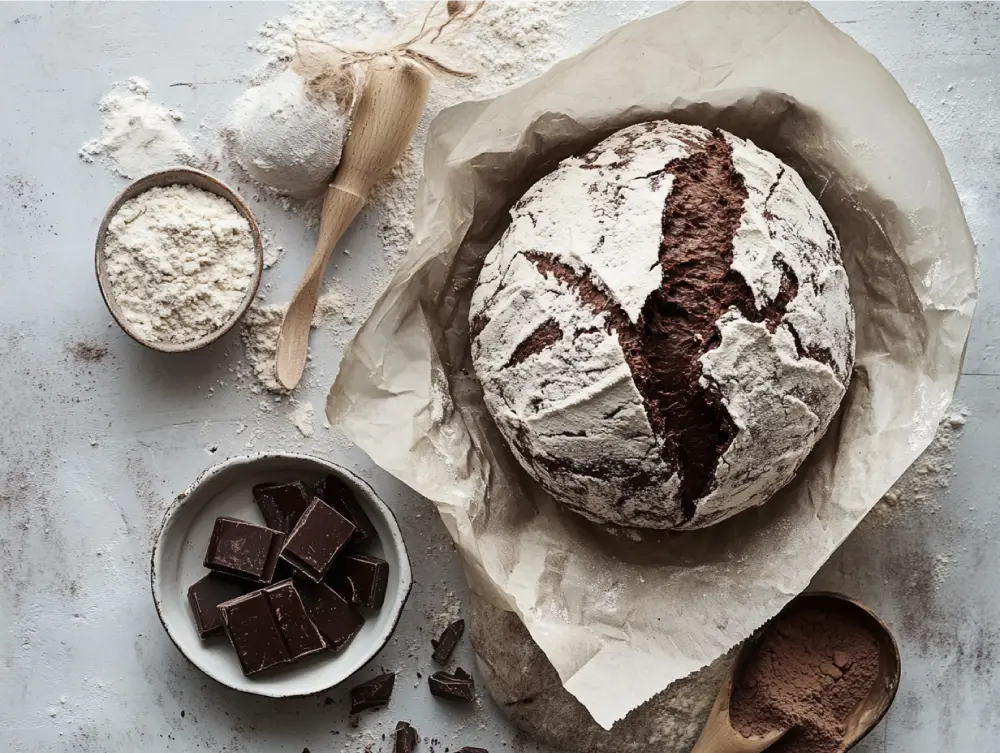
[151,452,413,697]
[95,167,263,353]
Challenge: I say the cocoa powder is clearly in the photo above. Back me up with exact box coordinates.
[729,601,881,753]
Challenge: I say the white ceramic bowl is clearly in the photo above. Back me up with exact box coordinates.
[151,453,412,697]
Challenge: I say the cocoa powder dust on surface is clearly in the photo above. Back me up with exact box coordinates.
[729,603,882,753]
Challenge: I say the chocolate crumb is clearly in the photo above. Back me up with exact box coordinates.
[69,342,108,363]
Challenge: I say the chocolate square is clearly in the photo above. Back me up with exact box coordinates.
[252,481,312,533]
[218,590,290,675]
[263,579,327,660]
[393,721,417,753]
[350,672,396,713]
[297,580,364,652]
[429,667,475,702]
[431,619,465,664]
[281,499,355,582]
[204,517,285,584]
[187,573,248,639]
[314,474,378,541]
[328,554,389,609]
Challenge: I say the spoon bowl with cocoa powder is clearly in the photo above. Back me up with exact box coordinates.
[692,592,900,753]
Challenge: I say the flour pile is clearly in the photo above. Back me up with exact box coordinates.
[79,77,199,179]
[103,185,257,344]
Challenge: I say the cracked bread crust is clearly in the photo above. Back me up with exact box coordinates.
[470,120,854,530]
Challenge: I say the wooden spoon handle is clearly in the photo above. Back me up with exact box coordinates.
[335,55,433,197]
[274,55,432,390]
[275,187,365,390]
[690,664,785,753]
[690,721,784,753]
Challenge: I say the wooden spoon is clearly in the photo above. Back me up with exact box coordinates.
[275,54,432,390]
[691,592,901,753]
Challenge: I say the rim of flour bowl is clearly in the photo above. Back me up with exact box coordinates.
[94,167,264,353]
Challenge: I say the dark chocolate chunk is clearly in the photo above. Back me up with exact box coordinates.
[393,721,417,753]
[296,580,364,651]
[263,579,327,660]
[204,517,285,584]
[328,554,389,609]
[429,667,475,702]
[314,474,378,541]
[350,672,396,713]
[431,619,465,664]
[218,590,290,675]
[252,481,312,533]
[330,570,357,603]
[187,573,248,639]
[281,499,356,582]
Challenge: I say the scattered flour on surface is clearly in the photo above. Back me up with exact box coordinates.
[932,552,955,586]
[314,280,357,328]
[867,406,969,526]
[289,400,315,437]
[367,146,421,263]
[79,77,199,179]
[442,0,573,88]
[260,228,285,269]
[246,1,393,77]
[431,591,463,632]
[239,282,357,394]
[102,184,257,344]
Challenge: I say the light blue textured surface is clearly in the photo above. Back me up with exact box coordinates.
[0,3,997,752]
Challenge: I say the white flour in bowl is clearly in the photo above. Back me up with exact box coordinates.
[103,184,257,345]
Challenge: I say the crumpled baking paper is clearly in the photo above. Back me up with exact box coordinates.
[328,1,978,729]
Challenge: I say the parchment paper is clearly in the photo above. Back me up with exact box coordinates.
[328,1,978,728]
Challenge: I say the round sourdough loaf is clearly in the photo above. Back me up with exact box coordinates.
[469,119,854,530]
